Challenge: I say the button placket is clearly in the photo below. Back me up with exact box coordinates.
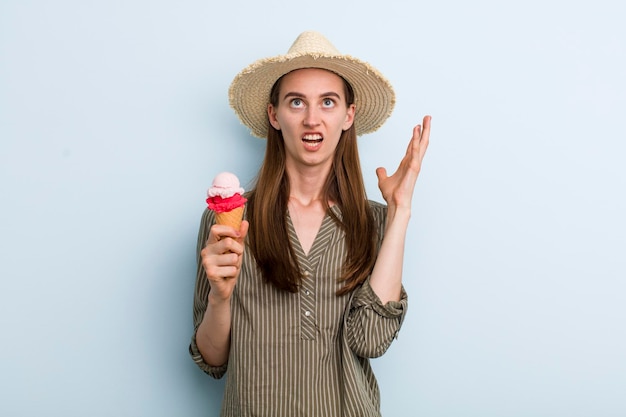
[300,269,317,340]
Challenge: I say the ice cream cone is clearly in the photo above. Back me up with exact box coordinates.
[215,206,245,230]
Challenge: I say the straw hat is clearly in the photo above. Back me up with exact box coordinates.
[228,31,396,139]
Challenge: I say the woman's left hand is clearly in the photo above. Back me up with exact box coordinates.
[376,115,431,212]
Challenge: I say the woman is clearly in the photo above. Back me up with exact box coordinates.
[190,31,430,416]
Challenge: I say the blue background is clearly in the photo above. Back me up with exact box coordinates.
[1,0,624,416]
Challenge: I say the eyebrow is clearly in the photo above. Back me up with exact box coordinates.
[283,91,342,100]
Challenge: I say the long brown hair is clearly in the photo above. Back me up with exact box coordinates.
[246,72,378,295]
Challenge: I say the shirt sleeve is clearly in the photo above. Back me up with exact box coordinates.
[345,278,408,358]
[188,208,228,379]
[344,201,408,358]
[189,329,228,378]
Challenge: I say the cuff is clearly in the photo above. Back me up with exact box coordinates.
[351,278,408,319]
[189,330,228,379]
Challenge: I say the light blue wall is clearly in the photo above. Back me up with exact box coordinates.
[1,1,624,416]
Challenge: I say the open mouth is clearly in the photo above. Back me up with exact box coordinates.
[302,134,323,144]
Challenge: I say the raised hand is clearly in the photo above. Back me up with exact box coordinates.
[376,116,431,213]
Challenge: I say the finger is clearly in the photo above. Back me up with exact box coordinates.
[407,116,431,163]
[375,167,388,182]
[405,124,422,156]
[403,124,423,166]
[419,115,431,157]
[400,122,428,179]
[207,224,242,245]
[218,237,245,256]
[420,116,431,141]
[237,220,250,244]
[422,115,432,132]
[414,123,422,139]
[215,251,241,267]
[206,263,240,281]
[202,247,242,275]
[202,237,242,262]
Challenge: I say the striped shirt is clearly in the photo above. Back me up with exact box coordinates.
[189,201,408,417]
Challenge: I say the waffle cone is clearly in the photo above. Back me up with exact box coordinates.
[215,206,245,230]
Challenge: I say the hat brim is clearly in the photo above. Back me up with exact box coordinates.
[229,53,395,139]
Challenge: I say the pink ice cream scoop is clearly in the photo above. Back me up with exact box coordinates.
[206,172,247,228]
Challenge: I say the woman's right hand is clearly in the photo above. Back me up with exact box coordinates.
[200,220,249,303]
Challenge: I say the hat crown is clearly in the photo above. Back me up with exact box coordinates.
[286,31,340,56]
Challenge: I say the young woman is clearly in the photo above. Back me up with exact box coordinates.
[190,31,430,416]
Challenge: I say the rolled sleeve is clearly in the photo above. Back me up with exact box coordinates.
[345,279,408,358]
[189,328,228,379]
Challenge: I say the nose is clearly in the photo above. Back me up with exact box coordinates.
[303,106,321,127]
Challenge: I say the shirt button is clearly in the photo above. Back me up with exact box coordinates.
[304,290,310,295]
[304,311,311,317]
[303,271,311,277]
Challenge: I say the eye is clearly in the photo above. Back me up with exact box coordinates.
[322,98,335,108]
[290,98,304,108]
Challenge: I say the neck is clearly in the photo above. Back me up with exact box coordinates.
[285,164,331,205]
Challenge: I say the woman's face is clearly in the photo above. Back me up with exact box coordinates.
[268,68,355,173]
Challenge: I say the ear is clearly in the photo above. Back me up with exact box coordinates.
[267,104,281,130]
[342,104,356,131]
